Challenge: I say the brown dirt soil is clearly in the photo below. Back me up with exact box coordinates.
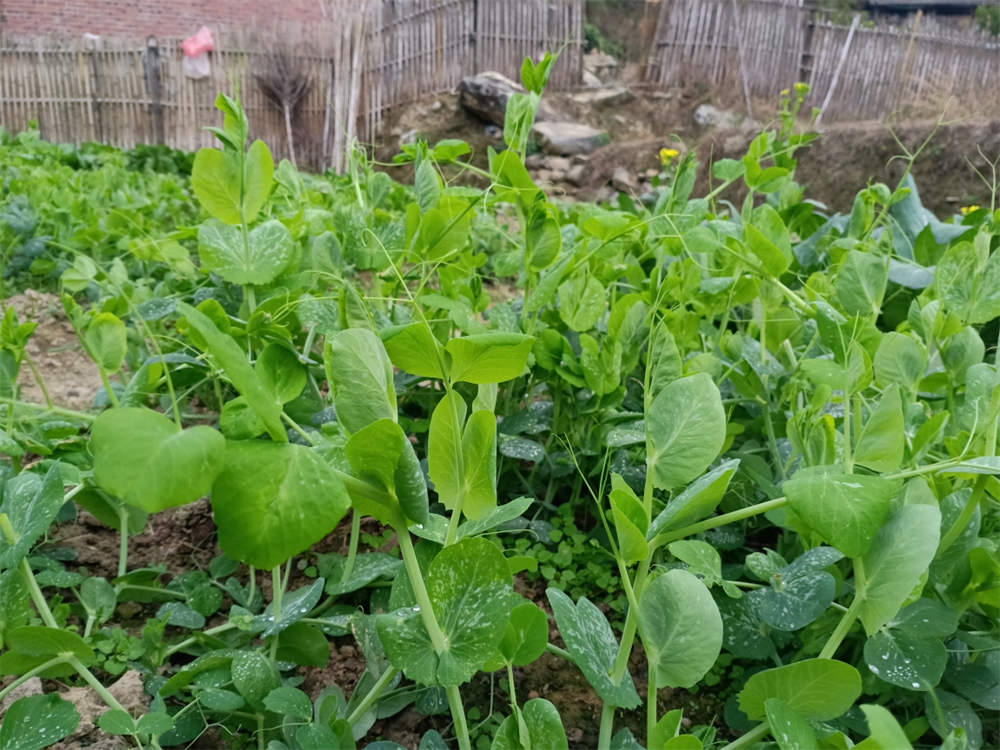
[5,290,103,411]
[374,85,999,217]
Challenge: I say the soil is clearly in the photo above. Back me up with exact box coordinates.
[6,290,103,411]
[375,83,999,217]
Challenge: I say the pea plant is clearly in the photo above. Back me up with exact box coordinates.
[0,55,997,750]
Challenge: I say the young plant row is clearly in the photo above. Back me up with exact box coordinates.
[0,57,997,750]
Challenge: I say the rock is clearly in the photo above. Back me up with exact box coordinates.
[458,72,523,127]
[532,121,608,156]
[570,86,632,107]
[0,677,43,715]
[525,154,544,169]
[724,132,751,154]
[484,124,502,140]
[582,69,603,88]
[536,169,556,182]
[566,163,588,186]
[612,166,638,192]
[694,104,742,129]
[543,155,571,172]
[583,50,619,82]
[399,129,419,147]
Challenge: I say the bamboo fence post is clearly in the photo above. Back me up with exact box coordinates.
[816,12,860,125]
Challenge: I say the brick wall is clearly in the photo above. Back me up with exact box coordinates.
[0,0,340,38]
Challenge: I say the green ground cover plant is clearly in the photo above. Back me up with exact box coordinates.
[0,55,998,750]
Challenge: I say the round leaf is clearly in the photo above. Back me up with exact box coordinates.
[0,694,79,750]
[210,440,350,570]
[738,658,862,721]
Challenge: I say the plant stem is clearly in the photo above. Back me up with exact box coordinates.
[647,663,658,749]
[22,353,53,409]
[819,559,865,660]
[938,476,986,555]
[346,667,399,726]
[506,664,518,707]
[654,496,789,548]
[545,642,572,661]
[843,388,853,473]
[66,655,129,714]
[163,622,238,658]
[269,566,283,660]
[598,703,616,750]
[396,529,472,750]
[0,396,96,421]
[720,721,770,750]
[117,503,130,577]
[340,510,361,585]
[0,655,68,703]
[22,556,59,628]
[445,685,473,750]
[98,367,120,408]
[248,566,256,609]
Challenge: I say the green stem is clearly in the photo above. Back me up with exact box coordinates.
[117,503,129,577]
[269,566,283,660]
[66,655,129,714]
[163,622,238,658]
[720,722,770,750]
[340,511,361,585]
[98,367,120,408]
[647,663,658,749]
[0,655,69,703]
[22,555,59,628]
[22,354,53,409]
[248,566,256,609]
[445,685,473,750]
[346,667,399,726]
[0,396,96,421]
[256,713,265,750]
[654,496,789,548]
[598,704,616,750]
[545,642,572,661]
[938,476,987,555]
[397,529,471,750]
[843,389,853,473]
[506,664,518,707]
[443,385,469,548]
[282,412,315,445]
[819,559,865,660]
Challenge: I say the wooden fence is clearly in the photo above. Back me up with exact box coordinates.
[645,0,1000,122]
[0,0,583,170]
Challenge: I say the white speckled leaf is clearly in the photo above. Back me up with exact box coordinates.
[198,218,293,285]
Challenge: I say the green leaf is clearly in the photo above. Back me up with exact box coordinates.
[459,410,498,520]
[856,704,913,750]
[667,540,722,587]
[178,302,286,442]
[255,344,306,404]
[738,658,862,721]
[325,328,397,435]
[859,504,940,635]
[192,148,242,225]
[924,691,982,750]
[346,419,429,527]
[97,708,136,735]
[783,467,898,559]
[647,459,739,539]
[749,547,842,632]
[263,686,312,721]
[491,699,567,750]
[210,441,350,570]
[526,206,562,271]
[558,273,605,332]
[428,391,467,517]
[136,712,174,736]
[764,698,818,750]
[276,622,330,667]
[484,600,548,671]
[0,464,64,569]
[243,140,274,224]
[85,312,127,373]
[198,688,245,712]
[610,474,648,563]
[646,374,726,492]
[457,496,534,540]
[836,250,888,317]
[638,569,722,689]
[6,626,93,664]
[92,408,225,513]
[381,323,445,380]
[231,651,280,711]
[377,537,511,686]
[854,386,905,472]
[253,578,325,637]
[0,694,79,750]
[197,219,293,286]
[445,333,534,384]
[863,629,945,690]
[546,588,640,708]
[874,333,926,392]
[415,160,441,213]
[744,205,791,276]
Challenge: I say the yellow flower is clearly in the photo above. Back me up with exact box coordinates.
[794,81,809,94]
[960,204,980,215]
[659,147,679,166]
[780,88,790,97]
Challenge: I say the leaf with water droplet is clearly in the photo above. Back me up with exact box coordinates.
[0,694,79,750]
